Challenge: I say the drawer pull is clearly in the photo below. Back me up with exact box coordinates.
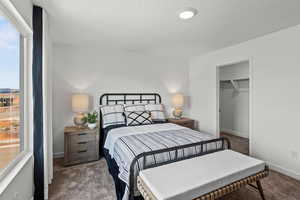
[78,142,87,144]
[78,150,87,153]
[78,133,87,136]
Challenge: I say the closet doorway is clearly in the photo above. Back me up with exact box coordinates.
[217,60,251,155]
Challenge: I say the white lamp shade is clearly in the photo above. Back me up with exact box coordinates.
[72,94,89,113]
[172,93,184,107]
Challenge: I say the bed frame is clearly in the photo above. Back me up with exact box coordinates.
[130,138,231,200]
[99,93,162,105]
[99,93,231,200]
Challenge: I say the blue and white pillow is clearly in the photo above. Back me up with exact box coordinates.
[100,104,125,128]
[145,104,167,123]
[124,111,152,126]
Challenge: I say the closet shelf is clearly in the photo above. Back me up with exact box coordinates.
[220,78,249,93]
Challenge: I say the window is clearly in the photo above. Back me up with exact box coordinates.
[0,1,33,183]
[0,12,23,171]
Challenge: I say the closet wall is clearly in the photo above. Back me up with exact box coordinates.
[219,61,249,138]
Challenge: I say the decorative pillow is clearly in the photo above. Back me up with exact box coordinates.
[100,105,125,128]
[145,104,167,122]
[124,111,153,126]
[124,104,146,112]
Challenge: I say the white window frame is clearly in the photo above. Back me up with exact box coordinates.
[0,0,33,194]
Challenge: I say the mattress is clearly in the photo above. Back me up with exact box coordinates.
[139,150,266,200]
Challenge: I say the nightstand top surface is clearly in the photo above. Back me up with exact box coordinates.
[64,126,98,134]
[167,117,194,122]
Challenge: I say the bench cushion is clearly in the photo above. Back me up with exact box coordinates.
[139,150,265,200]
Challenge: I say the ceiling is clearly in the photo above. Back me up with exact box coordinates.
[35,0,300,57]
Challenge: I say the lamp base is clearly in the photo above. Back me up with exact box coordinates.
[173,108,183,119]
[74,113,87,126]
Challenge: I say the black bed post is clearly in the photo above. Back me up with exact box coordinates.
[99,108,104,157]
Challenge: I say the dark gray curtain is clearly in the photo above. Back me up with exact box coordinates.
[33,5,44,200]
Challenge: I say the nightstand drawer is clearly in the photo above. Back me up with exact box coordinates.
[70,132,95,144]
[69,150,97,164]
[168,118,195,130]
[179,121,194,129]
[69,140,96,153]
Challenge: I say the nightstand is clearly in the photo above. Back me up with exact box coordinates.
[167,118,195,129]
[64,126,99,166]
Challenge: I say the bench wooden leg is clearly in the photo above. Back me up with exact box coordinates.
[256,180,266,200]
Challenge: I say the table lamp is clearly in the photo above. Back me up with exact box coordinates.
[172,93,184,119]
[72,94,89,126]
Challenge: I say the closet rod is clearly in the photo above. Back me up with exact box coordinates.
[220,78,249,82]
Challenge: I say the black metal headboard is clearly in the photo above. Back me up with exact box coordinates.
[99,93,161,105]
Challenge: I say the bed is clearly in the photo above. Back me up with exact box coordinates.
[99,93,231,200]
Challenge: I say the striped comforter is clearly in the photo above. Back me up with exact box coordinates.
[104,123,220,200]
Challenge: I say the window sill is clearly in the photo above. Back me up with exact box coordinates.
[0,152,33,195]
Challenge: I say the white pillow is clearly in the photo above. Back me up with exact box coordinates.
[145,104,167,122]
[100,104,125,128]
[124,104,146,112]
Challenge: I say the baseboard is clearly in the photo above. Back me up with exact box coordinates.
[53,152,64,158]
[221,128,249,139]
[268,162,300,181]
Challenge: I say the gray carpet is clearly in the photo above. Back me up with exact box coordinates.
[220,132,249,155]
[49,159,116,200]
[49,157,300,200]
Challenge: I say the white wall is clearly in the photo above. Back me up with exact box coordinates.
[10,0,32,27]
[52,44,190,155]
[0,157,34,200]
[0,0,34,200]
[189,24,300,180]
[219,61,249,81]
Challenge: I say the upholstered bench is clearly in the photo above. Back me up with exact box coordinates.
[137,150,269,200]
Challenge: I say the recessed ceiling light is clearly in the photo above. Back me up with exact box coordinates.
[179,8,198,20]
